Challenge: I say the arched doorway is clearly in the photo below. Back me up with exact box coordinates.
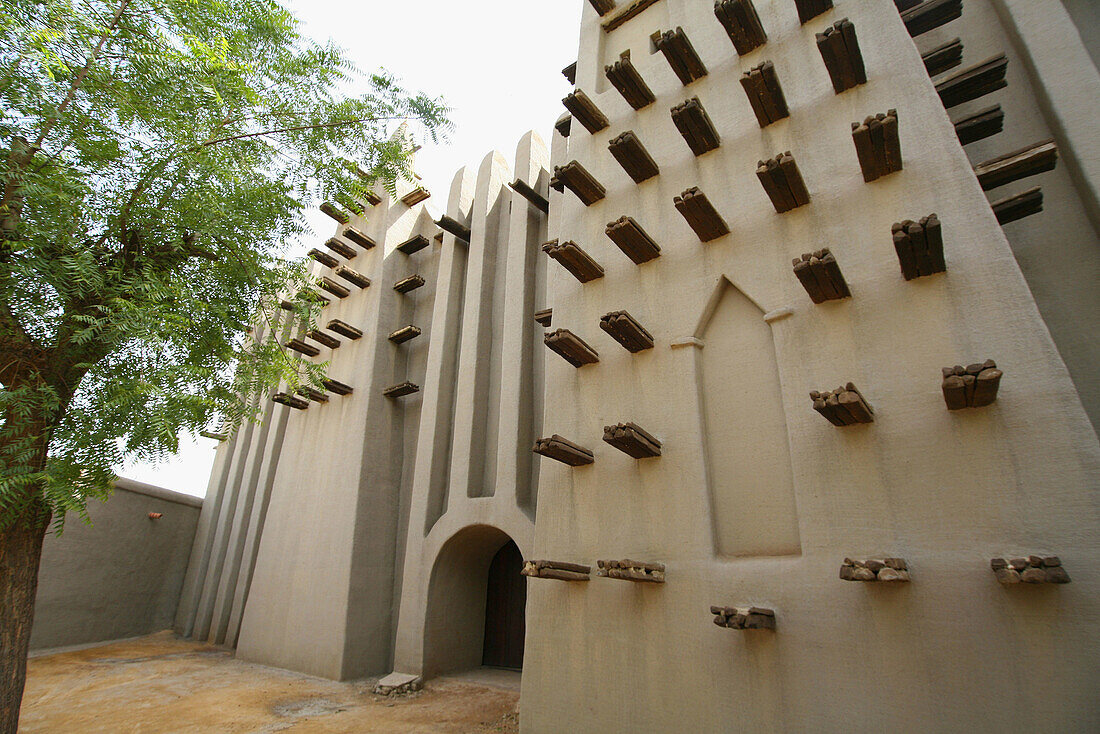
[482,540,526,669]
[423,525,527,677]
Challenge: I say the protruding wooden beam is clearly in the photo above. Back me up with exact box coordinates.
[562,90,609,134]
[953,104,1004,146]
[810,383,874,426]
[711,606,776,629]
[608,131,659,184]
[510,178,549,213]
[793,249,850,303]
[544,329,600,367]
[322,378,353,396]
[892,214,946,280]
[393,274,426,293]
[935,54,1008,109]
[893,0,922,11]
[562,61,577,85]
[296,386,329,403]
[992,186,1042,224]
[653,27,707,85]
[588,0,615,16]
[674,187,729,242]
[601,0,660,32]
[436,215,471,242]
[199,429,228,441]
[318,276,350,298]
[606,216,661,264]
[534,308,553,327]
[273,392,309,410]
[533,435,594,466]
[343,228,375,250]
[555,113,572,139]
[902,0,962,38]
[605,50,655,110]
[852,110,902,183]
[756,152,810,213]
[319,202,349,224]
[400,187,430,206]
[309,248,339,268]
[307,330,340,349]
[543,240,605,283]
[388,325,422,344]
[397,234,430,255]
[603,422,661,458]
[522,560,591,581]
[715,0,767,55]
[596,559,665,583]
[794,0,832,25]
[942,360,1002,409]
[670,97,720,156]
[991,556,1070,584]
[324,238,356,259]
[334,265,370,289]
[840,558,910,582]
[382,381,419,398]
[974,139,1057,191]
[327,319,362,340]
[740,61,789,127]
[599,310,653,352]
[922,37,963,77]
[550,161,606,206]
[816,18,866,94]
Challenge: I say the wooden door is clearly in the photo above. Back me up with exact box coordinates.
[482,540,526,669]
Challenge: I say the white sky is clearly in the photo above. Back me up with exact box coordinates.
[120,0,584,497]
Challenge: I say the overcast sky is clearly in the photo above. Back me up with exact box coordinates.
[120,0,584,497]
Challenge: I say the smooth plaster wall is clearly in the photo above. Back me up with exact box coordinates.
[519,1,1100,732]
[32,478,201,650]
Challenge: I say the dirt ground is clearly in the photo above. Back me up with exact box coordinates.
[20,632,519,733]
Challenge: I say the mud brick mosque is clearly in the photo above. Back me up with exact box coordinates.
[172,1,1100,731]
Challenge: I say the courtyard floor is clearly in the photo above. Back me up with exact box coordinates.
[21,632,520,733]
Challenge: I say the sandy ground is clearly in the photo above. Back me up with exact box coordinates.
[20,632,519,733]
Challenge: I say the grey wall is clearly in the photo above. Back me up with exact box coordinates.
[31,478,202,651]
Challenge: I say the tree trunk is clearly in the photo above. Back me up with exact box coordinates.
[0,504,49,734]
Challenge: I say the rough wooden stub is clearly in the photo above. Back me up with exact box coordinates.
[852,110,903,182]
[605,50,655,110]
[793,249,849,303]
[326,319,362,340]
[319,202,349,224]
[550,161,606,206]
[522,560,591,581]
[334,265,370,289]
[393,274,426,293]
[602,422,661,458]
[555,113,572,139]
[608,131,659,184]
[601,0,659,32]
[286,338,320,357]
[942,360,1002,410]
[436,215,472,242]
[670,97,720,157]
[953,105,1005,146]
[711,605,776,629]
[991,556,1070,584]
[973,139,1058,191]
[562,90,609,134]
[596,559,665,583]
[599,310,654,352]
[388,325,422,344]
[794,0,833,26]
[382,381,419,398]
[510,178,550,213]
[322,378,353,396]
[715,0,767,56]
[840,558,911,582]
[534,308,553,327]
[324,238,356,259]
[903,0,963,38]
[296,386,329,404]
[532,435,594,466]
[343,228,375,250]
[400,187,430,206]
[307,330,339,349]
[588,0,615,17]
[740,61,789,128]
[397,234,430,255]
[674,187,729,242]
[273,392,309,410]
[543,240,605,283]
[992,186,1042,225]
[544,329,600,367]
[757,152,810,213]
[309,248,339,268]
[816,18,867,94]
[922,37,963,77]
[810,382,874,426]
[936,54,1008,109]
[562,61,577,85]
[653,27,708,85]
[606,216,661,264]
[893,214,946,280]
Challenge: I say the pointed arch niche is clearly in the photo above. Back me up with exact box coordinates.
[695,277,801,558]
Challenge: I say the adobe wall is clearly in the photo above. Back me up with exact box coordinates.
[519,1,1100,732]
[32,478,201,651]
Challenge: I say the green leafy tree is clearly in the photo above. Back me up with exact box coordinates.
[0,1,448,728]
